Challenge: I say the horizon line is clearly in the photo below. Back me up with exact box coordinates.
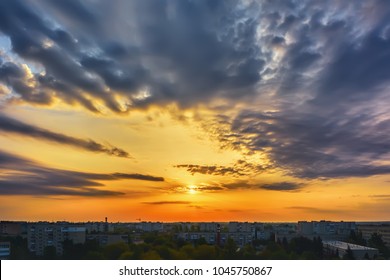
[2,219,390,224]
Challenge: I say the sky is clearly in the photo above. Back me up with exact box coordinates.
[0,0,390,222]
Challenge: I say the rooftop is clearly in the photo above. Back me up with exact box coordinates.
[323,241,378,251]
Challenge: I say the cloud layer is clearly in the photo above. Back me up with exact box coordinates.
[0,149,164,197]
[260,182,303,192]
[1,0,390,180]
[209,107,390,179]
[0,0,263,111]
[142,201,191,205]
[0,113,130,158]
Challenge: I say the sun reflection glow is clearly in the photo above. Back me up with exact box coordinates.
[187,185,198,195]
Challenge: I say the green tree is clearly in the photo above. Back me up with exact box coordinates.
[222,238,238,259]
[141,250,161,260]
[241,243,257,259]
[368,233,390,259]
[348,230,366,246]
[179,244,195,259]
[119,251,134,260]
[103,242,129,259]
[155,244,173,259]
[193,244,216,260]
[85,251,104,259]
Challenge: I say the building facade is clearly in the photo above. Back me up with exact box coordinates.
[297,221,356,240]
[27,223,86,256]
[0,242,11,260]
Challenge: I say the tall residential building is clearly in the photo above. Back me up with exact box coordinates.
[27,223,86,256]
[297,221,355,240]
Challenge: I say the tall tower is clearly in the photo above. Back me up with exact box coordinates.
[104,217,108,233]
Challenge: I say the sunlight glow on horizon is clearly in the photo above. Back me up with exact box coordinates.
[187,185,198,195]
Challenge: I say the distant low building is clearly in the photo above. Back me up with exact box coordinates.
[323,241,378,259]
[0,241,11,260]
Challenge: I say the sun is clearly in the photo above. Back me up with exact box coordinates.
[187,185,198,195]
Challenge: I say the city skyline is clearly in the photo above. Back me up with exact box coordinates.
[1,0,390,222]
[4,219,387,260]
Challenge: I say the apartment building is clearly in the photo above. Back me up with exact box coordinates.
[27,223,86,256]
[0,242,11,260]
[297,221,356,240]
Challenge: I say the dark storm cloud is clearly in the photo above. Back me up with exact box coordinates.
[270,36,285,46]
[130,0,265,104]
[0,0,121,112]
[0,58,54,105]
[0,0,388,111]
[0,113,131,158]
[0,61,24,78]
[317,31,390,105]
[0,0,264,111]
[42,0,97,24]
[201,2,390,179]
[260,182,303,192]
[194,0,390,180]
[0,150,164,197]
[211,107,390,179]
[1,0,390,181]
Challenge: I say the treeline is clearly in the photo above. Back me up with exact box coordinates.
[13,233,325,260]
[2,231,389,259]
[347,231,390,259]
[52,234,324,260]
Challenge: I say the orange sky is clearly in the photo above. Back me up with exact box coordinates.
[1,105,390,222]
[1,0,390,222]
